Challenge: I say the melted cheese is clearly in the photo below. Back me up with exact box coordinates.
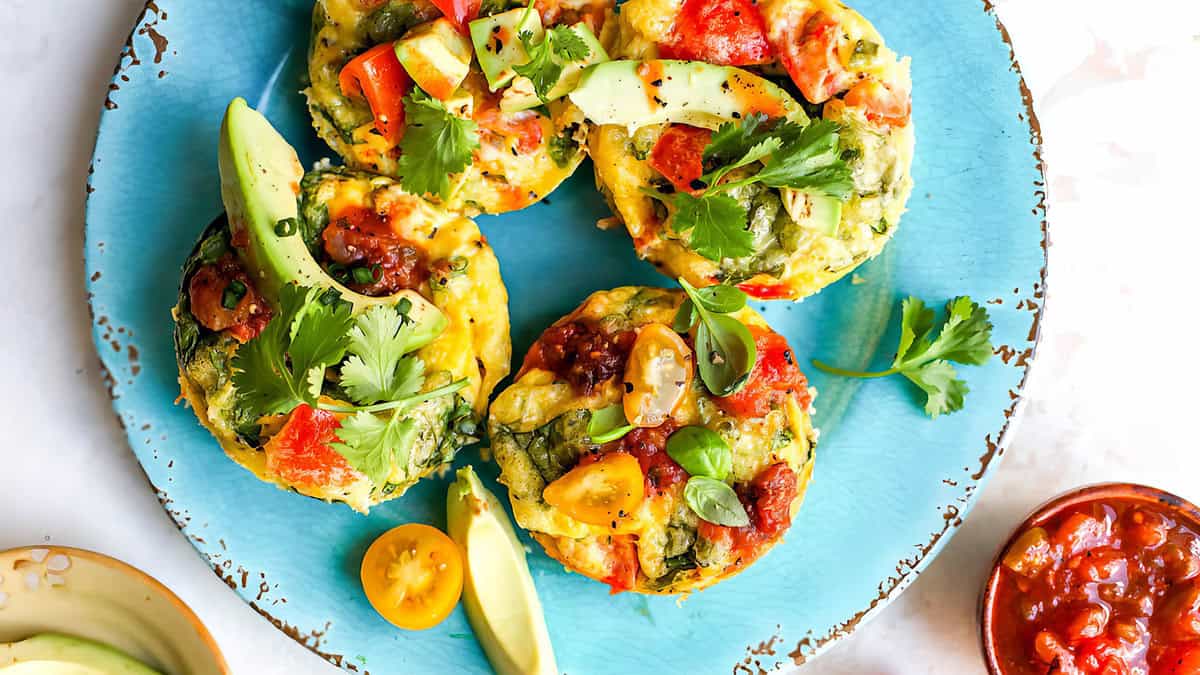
[489,288,817,593]
[305,0,593,215]
[594,0,915,301]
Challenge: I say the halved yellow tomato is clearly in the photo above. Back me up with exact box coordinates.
[623,323,694,428]
[543,453,645,527]
[360,524,464,630]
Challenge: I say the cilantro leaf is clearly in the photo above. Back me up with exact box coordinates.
[919,296,995,366]
[753,119,854,199]
[905,360,969,418]
[289,296,354,386]
[233,284,349,418]
[514,31,563,104]
[339,305,427,405]
[549,26,590,61]
[671,192,754,260]
[513,26,590,103]
[704,113,772,165]
[811,296,995,419]
[397,89,479,200]
[660,116,853,261]
[330,411,418,486]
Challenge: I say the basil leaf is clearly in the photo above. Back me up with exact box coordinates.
[693,285,748,314]
[695,314,757,396]
[684,476,750,527]
[666,426,732,481]
[587,404,634,443]
[673,298,697,333]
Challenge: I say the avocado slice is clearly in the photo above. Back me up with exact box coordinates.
[447,466,557,675]
[394,18,473,101]
[499,23,609,112]
[785,191,843,237]
[569,60,808,131]
[468,8,543,91]
[0,634,161,675]
[218,98,447,348]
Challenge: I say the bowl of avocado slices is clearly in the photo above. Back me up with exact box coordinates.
[0,547,226,674]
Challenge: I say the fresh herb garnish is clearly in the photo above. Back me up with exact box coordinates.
[666,426,732,481]
[221,279,248,310]
[330,410,419,486]
[397,88,480,200]
[587,404,634,444]
[231,285,469,483]
[813,296,995,418]
[338,304,426,405]
[684,476,749,527]
[232,284,354,418]
[513,25,591,103]
[663,114,853,261]
[274,217,299,237]
[674,279,756,397]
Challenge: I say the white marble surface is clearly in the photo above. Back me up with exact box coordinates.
[1,1,1198,673]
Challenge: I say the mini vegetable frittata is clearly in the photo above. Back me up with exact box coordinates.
[489,286,816,594]
[305,0,615,215]
[579,0,915,300]
[175,152,510,512]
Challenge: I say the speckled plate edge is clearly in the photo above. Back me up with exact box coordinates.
[754,2,1050,666]
[79,0,1050,671]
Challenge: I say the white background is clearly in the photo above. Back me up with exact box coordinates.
[2,0,1198,673]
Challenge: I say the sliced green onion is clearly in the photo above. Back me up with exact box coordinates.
[274,218,299,237]
[221,279,248,309]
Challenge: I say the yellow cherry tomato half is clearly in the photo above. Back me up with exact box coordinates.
[543,452,645,527]
[360,523,464,630]
[623,322,694,428]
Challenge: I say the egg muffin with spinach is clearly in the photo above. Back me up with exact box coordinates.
[569,0,914,300]
[305,0,615,215]
[173,99,510,513]
[488,285,816,594]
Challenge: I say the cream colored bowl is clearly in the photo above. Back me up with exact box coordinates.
[0,547,227,675]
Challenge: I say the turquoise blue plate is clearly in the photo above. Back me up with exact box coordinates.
[85,1,1046,672]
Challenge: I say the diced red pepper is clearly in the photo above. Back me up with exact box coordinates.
[430,0,480,32]
[657,0,772,66]
[265,404,361,488]
[648,125,713,194]
[339,43,412,145]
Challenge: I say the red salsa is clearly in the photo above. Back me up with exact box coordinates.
[698,462,798,559]
[187,254,272,343]
[522,321,637,394]
[714,326,812,418]
[989,495,1200,675]
[322,205,429,296]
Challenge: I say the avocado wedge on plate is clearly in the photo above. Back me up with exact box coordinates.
[173,99,511,513]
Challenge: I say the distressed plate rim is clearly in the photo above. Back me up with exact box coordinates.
[82,0,1049,671]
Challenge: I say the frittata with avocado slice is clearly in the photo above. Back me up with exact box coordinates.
[488,286,816,594]
[173,100,510,513]
[305,0,615,216]
[576,0,914,301]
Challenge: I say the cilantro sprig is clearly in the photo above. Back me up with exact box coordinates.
[513,25,591,103]
[397,88,480,200]
[661,114,854,261]
[812,296,995,418]
[232,284,353,416]
[232,286,469,485]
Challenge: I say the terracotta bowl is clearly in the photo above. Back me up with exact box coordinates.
[0,546,227,674]
[979,482,1200,674]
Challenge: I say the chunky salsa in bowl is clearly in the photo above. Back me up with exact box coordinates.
[982,484,1200,675]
